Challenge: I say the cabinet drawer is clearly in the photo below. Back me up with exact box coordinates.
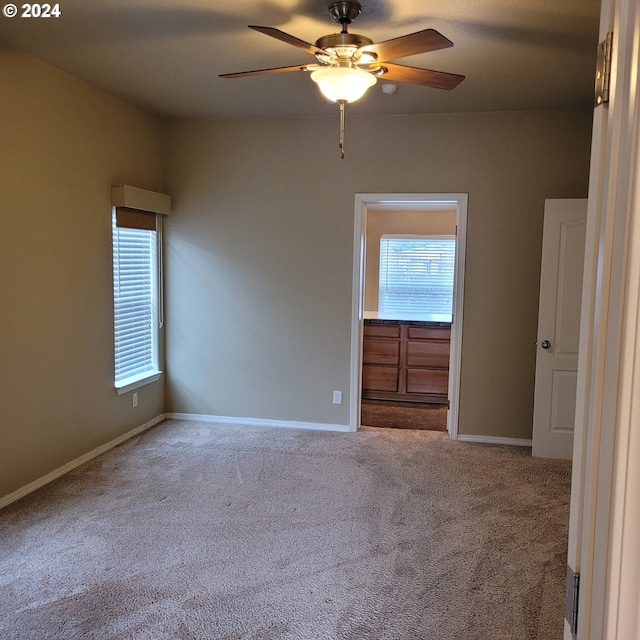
[362,365,399,392]
[406,368,449,396]
[407,326,451,341]
[363,338,400,365]
[363,324,401,339]
[406,340,450,368]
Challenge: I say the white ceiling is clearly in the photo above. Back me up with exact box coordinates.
[0,0,601,118]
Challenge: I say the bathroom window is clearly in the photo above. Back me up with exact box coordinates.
[379,235,455,316]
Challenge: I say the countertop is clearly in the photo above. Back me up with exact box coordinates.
[364,311,452,326]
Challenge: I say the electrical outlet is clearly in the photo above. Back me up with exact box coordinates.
[332,390,342,405]
[132,392,138,408]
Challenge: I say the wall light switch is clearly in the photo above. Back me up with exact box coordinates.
[132,392,138,408]
[332,390,342,405]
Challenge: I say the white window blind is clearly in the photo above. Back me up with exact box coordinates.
[112,209,159,388]
[379,235,455,316]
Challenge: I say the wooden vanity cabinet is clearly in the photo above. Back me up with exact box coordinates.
[362,322,450,403]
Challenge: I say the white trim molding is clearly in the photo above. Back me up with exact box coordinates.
[0,415,165,510]
[165,413,351,433]
[457,435,533,447]
[565,0,640,637]
[115,371,163,395]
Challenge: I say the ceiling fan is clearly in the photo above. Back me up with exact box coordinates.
[220,0,465,158]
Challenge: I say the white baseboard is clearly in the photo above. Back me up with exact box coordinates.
[0,414,165,510]
[456,434,533,447]
[166,412,352,433]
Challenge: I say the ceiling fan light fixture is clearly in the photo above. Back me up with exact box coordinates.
[310,66,376,103]
[358,51,377,65]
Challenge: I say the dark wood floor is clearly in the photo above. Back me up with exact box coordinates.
[360,399,447,431]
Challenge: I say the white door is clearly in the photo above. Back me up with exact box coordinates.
[532,199,587,459]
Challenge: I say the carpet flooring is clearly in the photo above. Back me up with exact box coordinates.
[0,420,572,639]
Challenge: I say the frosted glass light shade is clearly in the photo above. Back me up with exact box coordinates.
[310,67,376,103]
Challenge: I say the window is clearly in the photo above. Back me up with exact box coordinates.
[379,235,455,318]
[112,208,162,393]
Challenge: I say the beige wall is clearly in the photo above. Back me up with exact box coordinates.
[364,209,457,312]
[0,47,593,501]
[0,48,165,498]
[163,110,592,438]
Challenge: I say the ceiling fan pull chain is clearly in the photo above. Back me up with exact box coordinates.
[338,99,346,159]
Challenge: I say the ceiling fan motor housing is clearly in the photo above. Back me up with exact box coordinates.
[315,32,373,51]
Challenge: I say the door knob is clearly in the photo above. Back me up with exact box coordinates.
[540,340,551,349]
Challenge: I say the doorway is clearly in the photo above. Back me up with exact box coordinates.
[349,193,468,437]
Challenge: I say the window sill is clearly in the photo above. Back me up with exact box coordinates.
[115,371,163,395]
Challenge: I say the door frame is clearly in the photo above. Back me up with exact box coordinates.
[349,193,468,436]
[566,0,640,636]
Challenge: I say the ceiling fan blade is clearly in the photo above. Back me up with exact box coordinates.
[361,29,453,62]
[380,62,465,90]
[219,64,310,79]
[249,25,326,57]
